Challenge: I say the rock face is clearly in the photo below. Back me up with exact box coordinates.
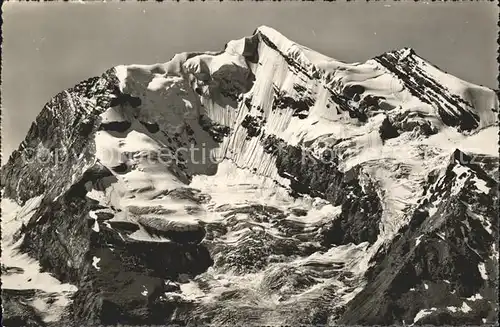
[339,150,499,325]
[1,26,498,326]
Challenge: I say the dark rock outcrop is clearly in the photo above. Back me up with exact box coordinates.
[374,49,481,131]
[339,150,499,325]
[273,86,315,119]
[109,88,142,108]
[11,161,214,326]
[379,116,400,141]
[1,289,47,327]
[207,64,255,108]
[139,121,160,133]
[241,114,264,138]
[198,114,231,143]
[262,134,383,246]
[1,69,118,204]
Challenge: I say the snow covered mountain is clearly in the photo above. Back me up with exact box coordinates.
[1,26,498,326]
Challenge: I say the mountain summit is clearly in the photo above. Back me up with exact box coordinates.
[1,26,498,326]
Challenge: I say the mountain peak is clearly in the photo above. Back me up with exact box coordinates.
[390,46,417,59]
[253,25,286,39]
[2,25,498,327]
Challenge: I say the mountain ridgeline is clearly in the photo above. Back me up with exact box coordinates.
[1,26,498,326]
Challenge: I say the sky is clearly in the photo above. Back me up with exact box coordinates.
[1,1,498,159]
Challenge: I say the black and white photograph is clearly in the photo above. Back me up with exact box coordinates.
[1,1,498,326]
